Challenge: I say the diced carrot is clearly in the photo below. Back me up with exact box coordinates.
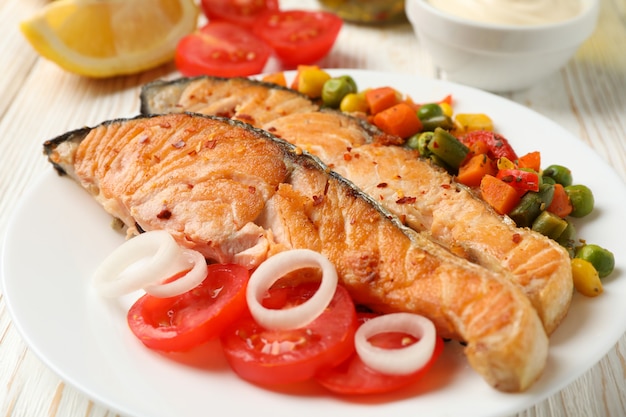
[457,154,497,187]
[261,72,287,87]
[480,174,521,215]
[517,151,541,172]
[547,183,573,218]
[365,87,399,114]
[372,102,423,138]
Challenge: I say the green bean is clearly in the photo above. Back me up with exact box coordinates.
[426,127,469,170]
[542,164,573,186]
[531,210,568,240]
[508,183,554,228]
[556,219,577,257]
[575,244,615,278]
[508,193,544,228]
[420,115,454,132]
[564,184,594,217]
[412,131,434,157]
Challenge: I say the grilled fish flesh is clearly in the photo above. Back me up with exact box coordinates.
[139,76,573,335]
[44,112,547,392]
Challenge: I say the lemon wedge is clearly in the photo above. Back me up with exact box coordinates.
[20,0,199,78]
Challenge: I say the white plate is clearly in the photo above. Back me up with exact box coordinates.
[2,70,625,417]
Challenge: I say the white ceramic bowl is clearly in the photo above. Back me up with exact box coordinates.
[405,0,599,92]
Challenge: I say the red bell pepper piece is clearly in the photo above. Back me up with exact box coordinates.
[459,130,518,161]
[496,168,540,194]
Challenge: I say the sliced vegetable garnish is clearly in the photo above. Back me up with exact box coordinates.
[200,0,279,29]
[252,10,343,67]
[144,248,208,298]
[316,313,444,395]
[93,230,207,298]
[175,21,272,77]
[128,263,249,352]
[246,249,338,330]
[354,312,437,376]
[221,282,358,385]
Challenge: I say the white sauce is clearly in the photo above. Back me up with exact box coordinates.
[428,0,583,26]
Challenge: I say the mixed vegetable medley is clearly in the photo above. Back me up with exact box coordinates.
[96,68,616,398]
[261,66,615,296]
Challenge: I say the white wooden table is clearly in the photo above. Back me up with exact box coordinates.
[1,0,625,416]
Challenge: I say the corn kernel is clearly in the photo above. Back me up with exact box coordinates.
[340,93,369,113]
[571,258,603,297]
[297,68,331,98]
[455,113,494,132]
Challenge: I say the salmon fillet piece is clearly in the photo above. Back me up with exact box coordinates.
[140,76,319,127]
[140,76,573,335]
[44,113,547,392]
[265,112,573,336]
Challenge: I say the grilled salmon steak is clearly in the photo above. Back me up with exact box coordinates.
[44,113,547,392]
[140,76,573,335]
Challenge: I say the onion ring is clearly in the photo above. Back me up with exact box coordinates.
[354,313,436,375]
[144,248,208,298]
[93,230,201,298]
[246,249,338,330]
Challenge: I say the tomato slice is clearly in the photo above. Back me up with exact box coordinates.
[175,21,272,77]
[220,282,358,386]
[252,10,343,67]
[458,130,519,162]
[200,0,279,29]
[315,313,445,395]
[127,263,249,352]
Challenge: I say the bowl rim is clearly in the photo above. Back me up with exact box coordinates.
[406,0,599,32]
[405,0,600,53]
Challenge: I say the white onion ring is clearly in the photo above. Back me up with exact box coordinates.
[355,313,436,375]
[144,248,208,298]
[93,230,205,298]
[246,249,338,330]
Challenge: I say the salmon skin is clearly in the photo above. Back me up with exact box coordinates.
[139,75,573,335]
[44,112,547,392]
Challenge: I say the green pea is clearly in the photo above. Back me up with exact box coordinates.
[322,77,356,108]
[575,244,615,278]
[338,75,357,94]
[565,184,594,217]
[417,103,443,121]
[542,164,573,187]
